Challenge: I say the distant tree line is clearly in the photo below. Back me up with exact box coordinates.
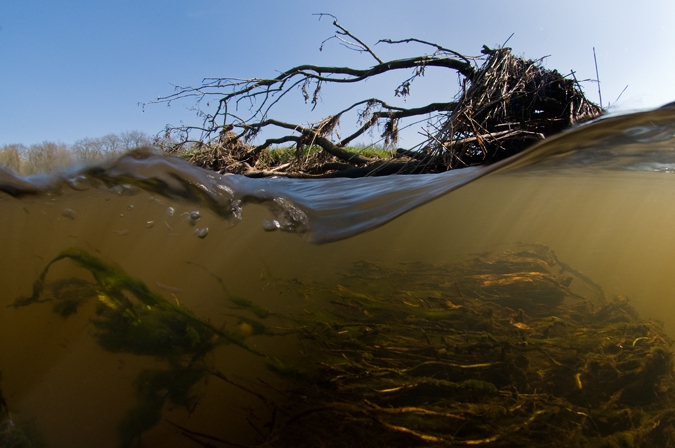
[0,130,163,175]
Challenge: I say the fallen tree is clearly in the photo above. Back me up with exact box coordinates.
[153,15,602,177]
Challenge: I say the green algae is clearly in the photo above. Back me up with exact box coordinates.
[9,247,273,447]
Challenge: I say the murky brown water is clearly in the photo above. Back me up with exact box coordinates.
[2,106,675,447]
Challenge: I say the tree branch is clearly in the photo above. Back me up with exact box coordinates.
[151,17,600,177]
[314,14,384,64]
[340,101,458,147]
[236,119,372,165]
[155,56,474,112]
[377,38,474,65]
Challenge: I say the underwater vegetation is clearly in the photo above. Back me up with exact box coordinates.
[9,247,273,448]
[8,244,675,447]
[212,244,675,448]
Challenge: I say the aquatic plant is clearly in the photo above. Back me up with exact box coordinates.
[9,247,272,447]
[11,245,675,447]
[176,244,675,447]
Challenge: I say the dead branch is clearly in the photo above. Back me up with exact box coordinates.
[153,17,601,177]
[376,37,475,65]
[315,13,383,64]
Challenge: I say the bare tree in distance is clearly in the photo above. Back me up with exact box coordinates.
[0,144,26,174]
[23,142,72,175]
[72,130,154,162]
[151,15,602,177]
[0,131,156,175]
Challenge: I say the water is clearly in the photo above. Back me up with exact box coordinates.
[2,104,675,447]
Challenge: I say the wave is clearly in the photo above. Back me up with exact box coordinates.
[2,104,675,243]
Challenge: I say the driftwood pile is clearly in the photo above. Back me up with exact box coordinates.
[413,47,602,171]
[163,42,602,177]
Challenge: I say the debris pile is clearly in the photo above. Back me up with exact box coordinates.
[422,48,603,170]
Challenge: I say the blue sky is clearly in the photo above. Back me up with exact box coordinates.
[1,0,674,147]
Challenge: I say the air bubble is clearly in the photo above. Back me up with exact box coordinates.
[110,184,137,196]
[262,220,281,231]
[66,175,91,191]
[184,210,201,226]
[61,208,77,220]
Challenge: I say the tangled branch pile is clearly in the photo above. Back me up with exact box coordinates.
[239,245,675,447]
[155,17,602,177]
[419,48,602,170]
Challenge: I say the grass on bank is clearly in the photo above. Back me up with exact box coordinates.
[164,141,400,175]
[253,145,395,166]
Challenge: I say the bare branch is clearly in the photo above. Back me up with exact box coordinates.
[340,102,457,147]
[377,38,474,65]
[252,135,300,155]
[151,55,474,118]
[150,18,601,178]
[314,13,383,64]
[236,118,371,165]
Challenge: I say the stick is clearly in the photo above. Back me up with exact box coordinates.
[593,47,603,109]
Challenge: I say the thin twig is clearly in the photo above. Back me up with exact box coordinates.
[314,14,383,64]
[593,47,603,109]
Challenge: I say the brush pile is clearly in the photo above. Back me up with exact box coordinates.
[261,244,675,447]
[416,48,603,170]
[174,128,253,175]
[160,31,602,177]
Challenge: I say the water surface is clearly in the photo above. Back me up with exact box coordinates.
[2,104,675,447]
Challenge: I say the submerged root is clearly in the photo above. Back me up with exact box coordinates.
[249,244,675,447]
[16,245,675,447]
